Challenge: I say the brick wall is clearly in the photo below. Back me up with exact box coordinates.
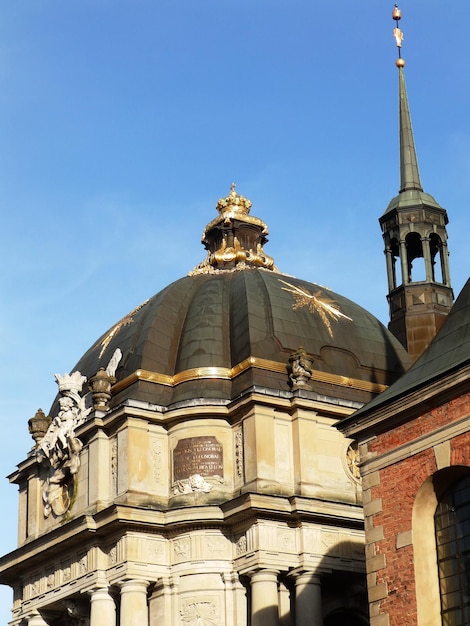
[367,394,470,457]
[361,390,470,626]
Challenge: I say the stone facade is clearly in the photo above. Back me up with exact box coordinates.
[2,388,369,625]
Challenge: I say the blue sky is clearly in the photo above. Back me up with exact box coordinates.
[1,0,470,619]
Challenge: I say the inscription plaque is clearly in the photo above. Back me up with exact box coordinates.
[173,436,223,481]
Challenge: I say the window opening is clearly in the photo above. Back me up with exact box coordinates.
[430,234,445,284]
[406,233,426,282]
[435,474,470,625]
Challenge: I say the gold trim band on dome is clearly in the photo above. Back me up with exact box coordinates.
[111,356,388,395]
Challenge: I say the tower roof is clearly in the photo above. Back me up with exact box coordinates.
[339,277,470,429]
[382,6,446,218]
[398,64,422,194]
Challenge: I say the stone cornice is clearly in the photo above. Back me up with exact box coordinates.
[0,492,364,583]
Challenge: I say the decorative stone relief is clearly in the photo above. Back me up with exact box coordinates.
[205,536,225,555]
[108,545,117,566]
[31,579,40,598]
[36,371,92,518]
[180,599,221,626]
[235,535,247,556]
[278,529,295,551]
[78,554,88,575]
[152,438,163,484]
[174,473,215,494]
[235,428,243,478]
[110,436,118,496]
[345,441,361,482]
[320,531,364,559]
[62,563,71,582]
[148,539,164,563]
[405,212,420,223]
[321,531,340,555]
[302,527,322,554]
[173,537,191,561]
[46,570,55,590]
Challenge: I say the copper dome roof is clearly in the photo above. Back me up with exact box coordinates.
[69,187,411,410]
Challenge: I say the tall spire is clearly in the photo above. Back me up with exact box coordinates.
[379,5,453,362]
[393,5,423,193]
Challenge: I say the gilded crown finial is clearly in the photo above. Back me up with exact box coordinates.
[189,185,277,275]
[216,183,252,215]
[392,4,405,67]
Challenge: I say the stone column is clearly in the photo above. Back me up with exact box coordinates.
[120,579,149,626]
[279,579,292,626]
[442,242,451,286]
[90,587,116,626]
[400,240,409,284]
[294,573,322,626]
[384,247,396,291]
[422,237,433,281]
[251,569,279,626]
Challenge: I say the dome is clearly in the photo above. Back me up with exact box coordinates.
[70,185,411,410]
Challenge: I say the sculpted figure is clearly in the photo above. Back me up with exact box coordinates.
[393,26,404,47]
[288,346,313,389]
[37,372,91,517]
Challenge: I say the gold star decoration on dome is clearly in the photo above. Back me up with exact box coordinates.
[98,299,149,358]
[279,280,352,338]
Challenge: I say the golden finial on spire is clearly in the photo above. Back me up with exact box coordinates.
[392,4,405,67]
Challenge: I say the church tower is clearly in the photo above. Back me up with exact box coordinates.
[380,5,453,362]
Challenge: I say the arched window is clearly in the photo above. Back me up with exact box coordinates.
[429,233,445,284]
[435,474,470,625]
[406,232,426,282]
[390,237,400,288]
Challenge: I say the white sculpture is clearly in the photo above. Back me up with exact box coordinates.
[174,474,213,494]
[105,347,122,378]
[37,371,92,518]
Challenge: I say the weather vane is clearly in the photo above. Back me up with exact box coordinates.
[392,4,405,68]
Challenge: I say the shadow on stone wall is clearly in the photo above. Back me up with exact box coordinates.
[251,540,369,625]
